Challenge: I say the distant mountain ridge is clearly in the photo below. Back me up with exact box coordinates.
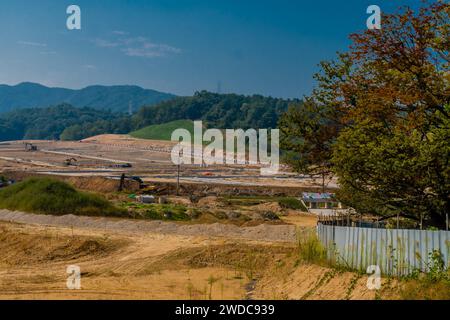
[0,82,175,113]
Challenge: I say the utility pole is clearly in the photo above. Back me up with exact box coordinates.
[176,149,182,196]
[446,213,449,231]
[176,163,180,196]
[217,81,222,94]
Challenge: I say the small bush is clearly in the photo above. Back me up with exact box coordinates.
[0,177,126,217]
[278,197,308,211]
[400,275,450,300]
[296,229,328,265]
[144,204,190,221]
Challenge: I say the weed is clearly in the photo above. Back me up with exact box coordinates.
[296,229,328,265]
[207,275,219,300]
[345,274,362,300]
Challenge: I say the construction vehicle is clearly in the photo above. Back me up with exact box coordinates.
[24,142,37,152]
[118,174,145,191]
[111,163,133,168]
[64,158,78,166]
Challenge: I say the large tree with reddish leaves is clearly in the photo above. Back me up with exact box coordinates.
[280,1,449,228]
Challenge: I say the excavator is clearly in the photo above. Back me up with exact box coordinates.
[64,158,78,166]
[24,142,37,152]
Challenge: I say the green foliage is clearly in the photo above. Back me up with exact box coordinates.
[0,104,132,141]
[1,91,295,143]
[122,202,190,221]
[130,120,195,141]
[402,249,450,299]
[60,115,133,141]
[133,91,297,130]
[333,115,449,228]
[426,250,449,283]
[279,2,449,228]
[278,197,308,211]
[279,73,346,177]
[296,229,328,265]
[221,195,307,211]
[0,177,126,217]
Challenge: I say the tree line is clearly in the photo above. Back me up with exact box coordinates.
[0,93,298,142]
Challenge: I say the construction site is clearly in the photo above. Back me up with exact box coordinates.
[0,135,443,300]
[0,134,372,300]
[0,134,333,194]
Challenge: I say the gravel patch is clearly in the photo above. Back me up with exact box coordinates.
[0,209,297,243]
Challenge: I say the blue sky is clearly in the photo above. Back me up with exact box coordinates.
[0,0,421,98]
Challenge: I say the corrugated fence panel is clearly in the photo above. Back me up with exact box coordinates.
[317,223,450,275]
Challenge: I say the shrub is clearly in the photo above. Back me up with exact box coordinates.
[142,204,190,221]
[296,229,328,265]
[278,197,308,211]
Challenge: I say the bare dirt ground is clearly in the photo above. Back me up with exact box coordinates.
[0,209,297,243]
[0,135,335,191]
[0,136,385,300]
[0,213,400,300]
[0,221,248,299]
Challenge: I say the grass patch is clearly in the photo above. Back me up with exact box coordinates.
[296,229,328,265]
[221,195,308,211]
[130,120,194,141]
[121,202,190,221]
[399,251,450,299]
[0,177,127,217]
[399,276,450,300]
[278,197,308,211]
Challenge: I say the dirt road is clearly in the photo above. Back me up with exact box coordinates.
[0,209,297,243]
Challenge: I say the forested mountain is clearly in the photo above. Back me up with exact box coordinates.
[133,91,299,130]
[0,82,175,113]
[0,104,131,141]
[0,91,298,142]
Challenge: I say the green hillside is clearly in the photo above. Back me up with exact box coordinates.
[0,178,127,217]
[130,120,195,141]
[134,91,298,130]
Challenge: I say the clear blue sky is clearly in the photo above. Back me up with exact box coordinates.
[0,0,421,98]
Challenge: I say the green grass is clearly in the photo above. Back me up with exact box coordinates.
[221,195,308,211]
[296,229,328,265]
[278,197,308,211]
[130,120,195,141]
[121,202,190,221]
[0,177,127,217]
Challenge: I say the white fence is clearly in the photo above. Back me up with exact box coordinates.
[317,223,450,275]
